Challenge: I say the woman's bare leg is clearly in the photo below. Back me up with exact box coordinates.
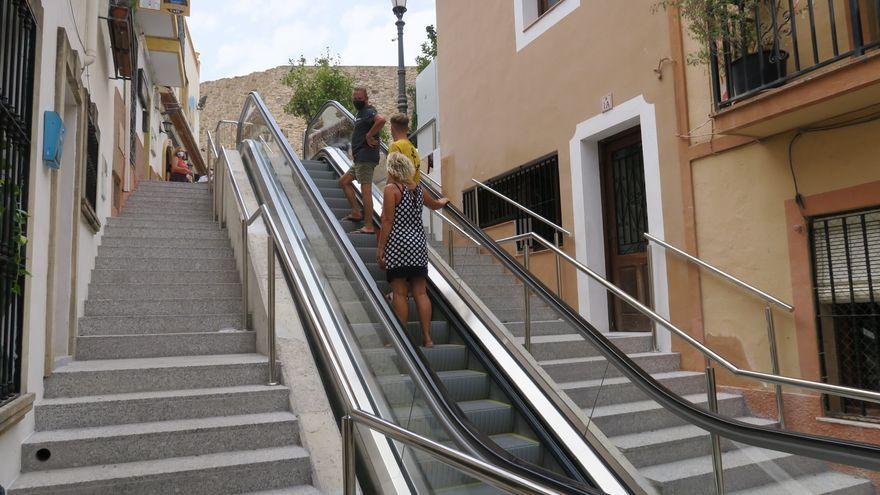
[411,278,433,348]
[390,279,410,342]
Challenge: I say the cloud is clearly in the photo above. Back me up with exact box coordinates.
[189,0,436,81]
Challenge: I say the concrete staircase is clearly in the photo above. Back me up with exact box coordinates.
[10,182,320,494]
[437,246,877,495]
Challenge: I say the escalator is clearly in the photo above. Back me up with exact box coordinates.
[224,93,880,495]
[231,93,621,495]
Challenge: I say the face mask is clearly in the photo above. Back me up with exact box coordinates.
[177,153,184,158]
[353,100,366,111]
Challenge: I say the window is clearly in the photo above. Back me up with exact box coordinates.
[84,106,100,215]
[809,207,880,420]
[538,0,562,16]
[463,153,563,250]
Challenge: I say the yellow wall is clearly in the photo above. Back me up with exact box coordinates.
[436,0,687,312]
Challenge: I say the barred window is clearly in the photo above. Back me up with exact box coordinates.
[810,207,880,420]
[463,153,563,249]
[85,108,100,214]
[538,0,562,15]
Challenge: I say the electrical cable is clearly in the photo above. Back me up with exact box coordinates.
[787,108,880,210]
[67,0,93,96]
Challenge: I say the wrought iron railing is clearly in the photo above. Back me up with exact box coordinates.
[0,0,36,408]
[709,0,880,108]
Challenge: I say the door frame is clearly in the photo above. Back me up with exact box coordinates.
[568,95,671,351]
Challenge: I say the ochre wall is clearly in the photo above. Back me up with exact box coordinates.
[436,0,688,317]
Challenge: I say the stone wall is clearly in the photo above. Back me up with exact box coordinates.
[199,65,417,157]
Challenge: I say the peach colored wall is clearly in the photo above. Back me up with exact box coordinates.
[436,0,687,318]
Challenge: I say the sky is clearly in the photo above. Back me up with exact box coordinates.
[188,0,437,82]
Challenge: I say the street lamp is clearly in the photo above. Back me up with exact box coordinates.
[391,0,408,115]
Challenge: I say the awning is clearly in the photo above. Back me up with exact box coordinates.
[159,90,206,175]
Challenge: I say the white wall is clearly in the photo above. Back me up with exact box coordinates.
[0,0,120,487]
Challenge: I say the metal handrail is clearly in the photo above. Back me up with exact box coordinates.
[496,231,880,406]
[343,410,561,495]
[644,233,793,311]
[471,179,572,237]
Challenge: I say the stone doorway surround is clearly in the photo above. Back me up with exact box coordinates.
[568,95,672,352]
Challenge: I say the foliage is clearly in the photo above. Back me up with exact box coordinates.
[656,0,799,65]
[0,141,29,295]
[282,49,355,122]
[415,25,437,74]
[406,85,418,145]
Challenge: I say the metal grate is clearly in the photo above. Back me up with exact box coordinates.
[85,107,99,212]
[0,0,36,408]
[810,207,880,420]
[463,154,563,250]
[610,142,649,255]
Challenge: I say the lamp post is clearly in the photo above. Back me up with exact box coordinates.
[392,0,408,115]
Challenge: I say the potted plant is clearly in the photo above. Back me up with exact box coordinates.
[658,0,800,96]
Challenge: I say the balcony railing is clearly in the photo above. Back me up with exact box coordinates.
[710,0,880,109]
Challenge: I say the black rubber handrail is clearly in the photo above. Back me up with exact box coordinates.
[303,100,880,472]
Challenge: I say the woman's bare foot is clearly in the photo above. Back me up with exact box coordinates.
[422,337,434,348]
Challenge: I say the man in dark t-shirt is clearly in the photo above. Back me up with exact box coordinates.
[338,86,386,234]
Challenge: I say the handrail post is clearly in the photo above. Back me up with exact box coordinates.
[705,366,726,495]
[553,230,562,296]
[267,230,278,386]
[523,242,532,352]
[647,244,658,352]
[241,218,249,330]
[448,222,455,269]
[342,415,356,495]
[764,305,786,429]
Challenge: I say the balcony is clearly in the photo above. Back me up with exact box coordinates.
[136,8,185,87]
[708,0,880,136]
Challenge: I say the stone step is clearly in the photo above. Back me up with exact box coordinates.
[477,294,553,312]
[520,332,654,360]
[75,330,255,360]
[503,319,575,338]
[79,313,242,336]
[97,245,233,259]
[103,226,229,239]
[88,282,241,300]
[452,264,512,276]
[481,306,561,323]
[120,205,215,216]
[136,181,210,190]
[540,351,681,382]
[133,187,212,198]
[640,445,826,494]
[43,354,271,399]
[8,446,311,495]
[242,486,325,495]
[612,416,776,468]
[460,274,522,290]
[362,344,468,375]
[35,384,291,431]
[124,196,213,207]
[107,217,221,230]
[379,369,490,406]
[560,370,706,408]
[21,412,299,472]
[728,471,876,495]
[95,256,236,271]
[589,392,747,437]
[90,268,239,285]
[100,236,230,249]
[83,297,242,317]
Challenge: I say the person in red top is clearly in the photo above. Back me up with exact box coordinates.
[169,148,191,182]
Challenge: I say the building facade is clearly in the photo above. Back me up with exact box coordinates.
[435,0,880,443]
[0,0,200,487]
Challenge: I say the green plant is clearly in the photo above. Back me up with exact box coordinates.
[656,0,799,65]
[406,84,418,145]
[282,49,355,122]
[415,25,437,74]
[0,142,30,295]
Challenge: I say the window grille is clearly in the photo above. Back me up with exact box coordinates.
[85,107,100,214]
[810,207,880,420]
[463,154,563,250]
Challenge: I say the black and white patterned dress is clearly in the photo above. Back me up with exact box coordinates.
[384,184,429,282]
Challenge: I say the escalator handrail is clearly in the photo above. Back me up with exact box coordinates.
[302,100,880,472]
[245,92,605,495]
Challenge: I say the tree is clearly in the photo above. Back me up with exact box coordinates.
[415,25,437,74]
[282,50,355,122]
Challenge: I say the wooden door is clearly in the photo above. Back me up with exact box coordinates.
[600,129,652,332]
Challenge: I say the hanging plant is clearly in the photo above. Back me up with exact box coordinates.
[0,142,30,295]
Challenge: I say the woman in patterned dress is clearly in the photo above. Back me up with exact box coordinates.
[377,152,449,348]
